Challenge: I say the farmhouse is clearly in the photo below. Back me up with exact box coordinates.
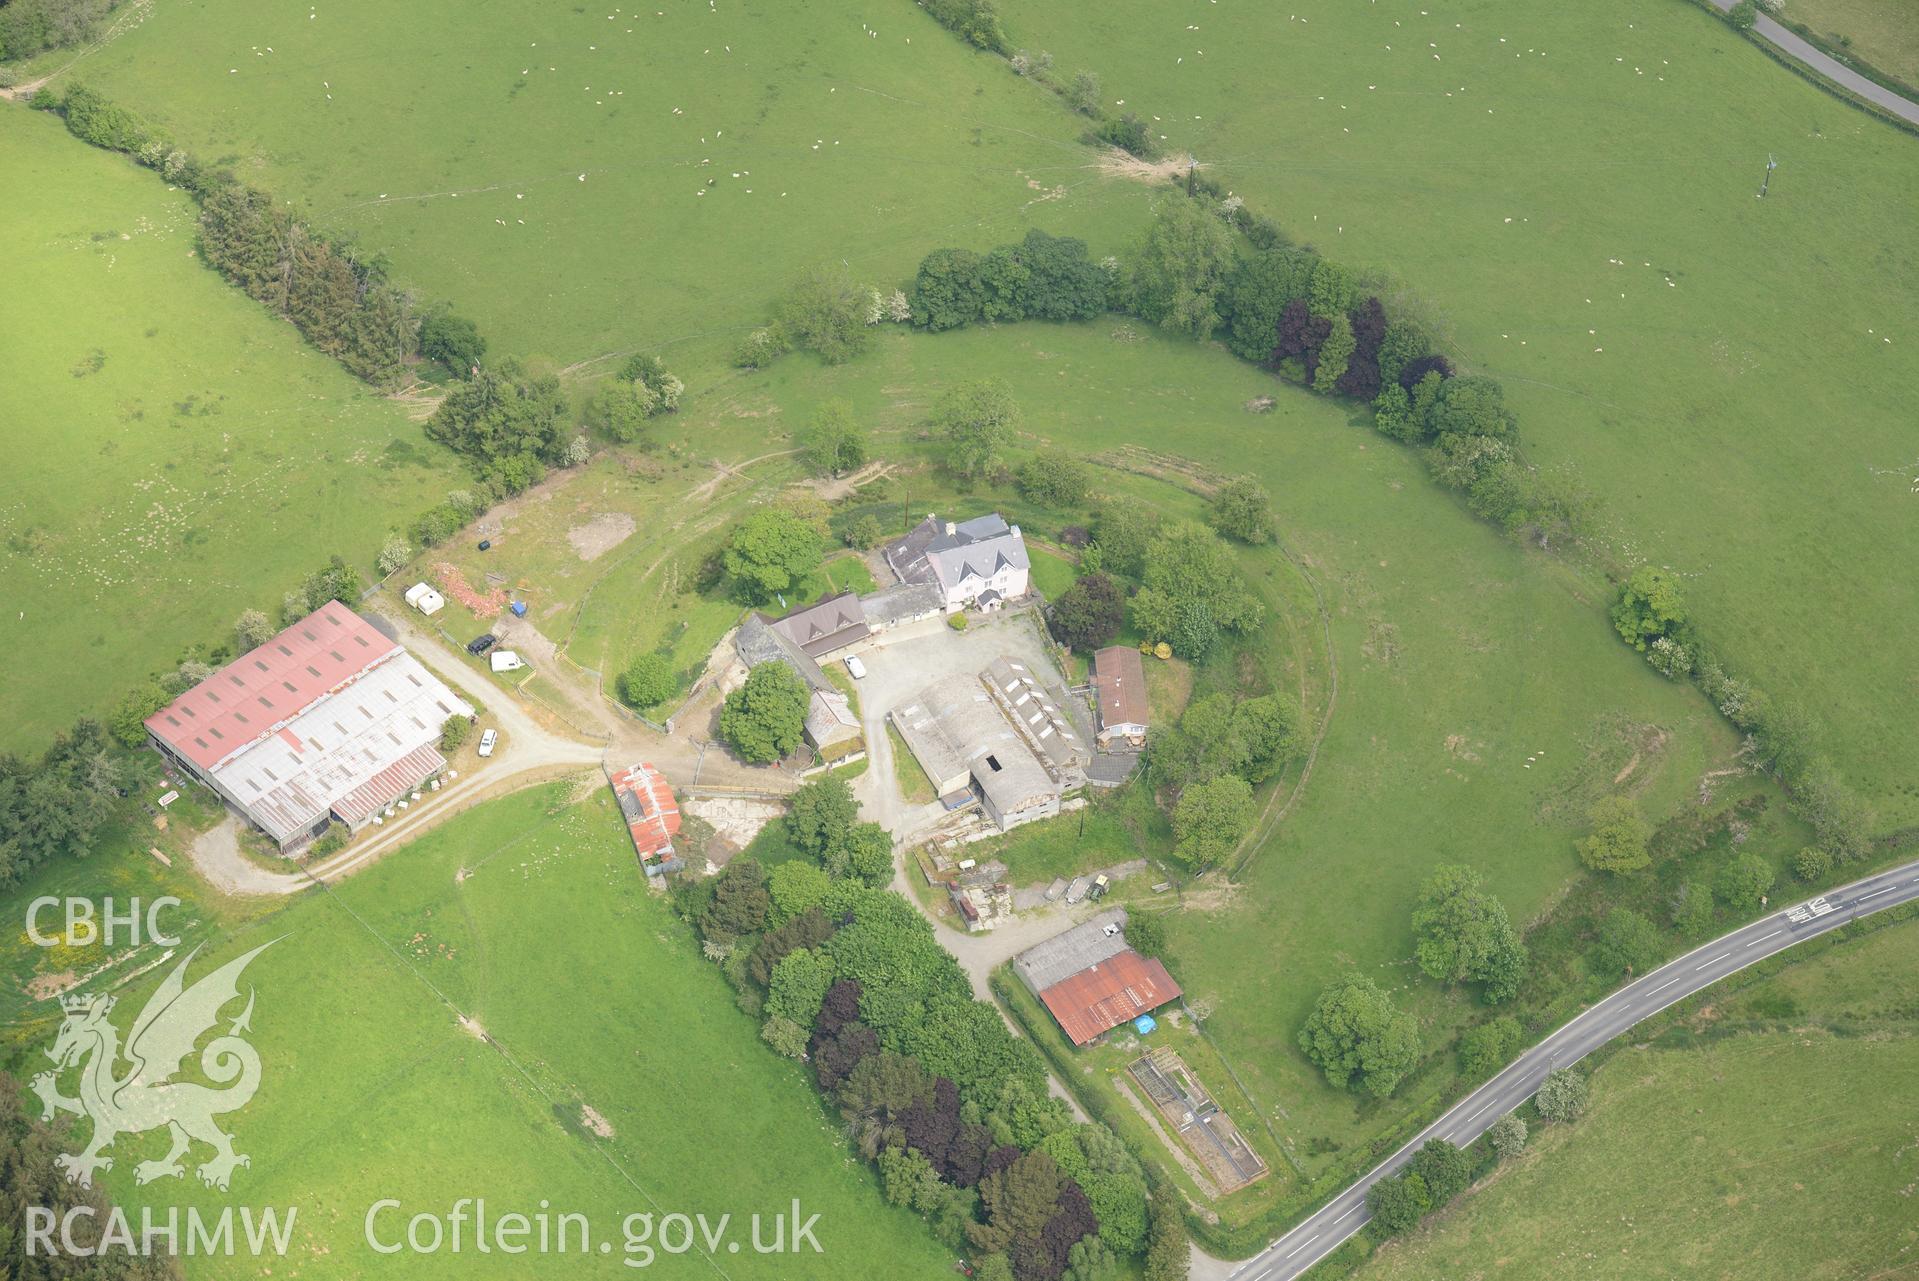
[1014,909,1183,1046]
[1092,646,1150,749]
[144,601,472,851]
[891,671,1060,830]
[884,513,1030,612]
[609,761,683,877]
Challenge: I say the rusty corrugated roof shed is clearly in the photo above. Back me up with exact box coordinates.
[1037,950,1183,1046]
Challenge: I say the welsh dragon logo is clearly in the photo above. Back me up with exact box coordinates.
[31,941,275,1191]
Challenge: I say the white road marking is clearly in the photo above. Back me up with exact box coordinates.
[1647,976,1682,995]
[1285,1233,1320,1258]
[1859,887,1894,900]
[1332,1204,1361,1225]
[1697,953,1731,970]
[1751,929,1784,943]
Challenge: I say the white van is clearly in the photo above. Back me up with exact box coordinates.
[844,654,867,680]
[477,728,498,757]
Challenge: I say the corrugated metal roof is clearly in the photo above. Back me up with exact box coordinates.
[332,743,446,826]
[146,600,398,772]
[207,649,470,842]
[610,762,681,862]
[1038,951,1183,1045]
[1013,909,1131,992]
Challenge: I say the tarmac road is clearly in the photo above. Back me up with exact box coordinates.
[1703,0,1919,127]
[1235,857,1919,1281]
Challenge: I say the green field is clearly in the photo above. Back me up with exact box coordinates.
[8,0,1914,1263]
[5,784,950,1278]
[1359,914,1919,1280]
[0,108,457,751]
[986,0,1919,823]
[45,0,1144,367]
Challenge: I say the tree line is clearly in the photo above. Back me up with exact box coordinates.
[670,777,1171,1281]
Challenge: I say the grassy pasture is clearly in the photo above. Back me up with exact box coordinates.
[48,0,1144,368]
[1358,915,1919,1280]
[0,109,456,752]
[988,0,1919,823]
[3,784,951,1278]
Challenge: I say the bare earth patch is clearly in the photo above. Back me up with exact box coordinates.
[580,1105,616,1139]
[26,971,80,1001]
[566,512,636,562]
[1096,147,1196,184]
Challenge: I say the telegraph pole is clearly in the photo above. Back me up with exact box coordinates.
[1758,153,1777,198]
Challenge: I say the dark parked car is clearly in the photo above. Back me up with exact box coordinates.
[477,539,492,551]
[466,634,498,656]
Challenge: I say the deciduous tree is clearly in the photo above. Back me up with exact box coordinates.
[1487,1112,1527,1159]
[935,378,1020,478]
[1046,573,1126,650]
[1170,774,1253,871]
[775,265,872,364]
[1714,851,1775,910]
[1590,907,1663,980]
[1297,974,1420,1097]
[616,653,678,710]
[1412,864,1527,1002]
[800,399,867,477]
[1130,198,1234,339]
[1534,1067,1589,1123]
[1610,565,1685,651]
[722,508,824,602]
[1209,475,1276,545]
[719,663,809,763]
[1578,795,1652,873]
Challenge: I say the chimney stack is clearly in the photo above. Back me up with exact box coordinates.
[945,521,957,537]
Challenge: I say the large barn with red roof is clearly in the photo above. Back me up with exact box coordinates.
[144,601,472,851]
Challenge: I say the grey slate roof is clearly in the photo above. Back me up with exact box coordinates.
[765,591,871,658]
[884,513,1029,592]
[926,515,1029,594]
[734,615,833,693]
[861,581,946,628]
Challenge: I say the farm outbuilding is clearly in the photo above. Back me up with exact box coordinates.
[144,601,471,851]
[609,761,683,877]
[1014,909,1183,1046]
[1092,646,1149,749]
[891,670,1061,830]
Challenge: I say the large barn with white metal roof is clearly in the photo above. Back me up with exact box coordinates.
[144,601,472,851]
